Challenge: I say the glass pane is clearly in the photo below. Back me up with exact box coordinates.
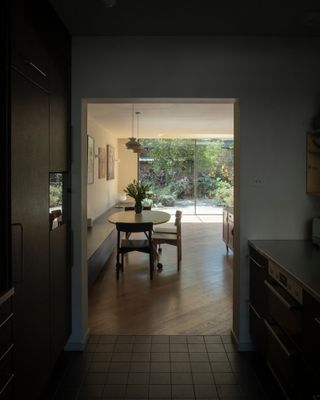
[49,173,65,230]
[195,139,234,216]
[139,139,195,215]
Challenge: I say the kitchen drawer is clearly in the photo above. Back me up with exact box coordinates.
[249,246,268,318]
[249,302,266,356]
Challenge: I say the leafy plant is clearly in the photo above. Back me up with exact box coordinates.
[124,179,150,202]
[214,179,233,207]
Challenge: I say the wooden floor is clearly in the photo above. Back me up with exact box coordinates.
[88,222,233,336]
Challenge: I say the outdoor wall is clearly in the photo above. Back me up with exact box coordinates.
[118,138,138,195]
[87,116,119,221]
[70,36,320,349]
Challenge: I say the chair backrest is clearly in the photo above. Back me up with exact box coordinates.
[116,222,153,235]
[175,211,182,237]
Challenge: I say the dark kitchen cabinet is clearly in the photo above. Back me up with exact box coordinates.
[10,1,71,398]
[11,69,51,398]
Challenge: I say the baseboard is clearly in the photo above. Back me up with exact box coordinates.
[64,327,90,351]
[231,329,254,351]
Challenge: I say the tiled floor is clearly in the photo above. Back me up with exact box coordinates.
[49,334,283,399]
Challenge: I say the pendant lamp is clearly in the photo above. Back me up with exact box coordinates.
[125,106,144,153]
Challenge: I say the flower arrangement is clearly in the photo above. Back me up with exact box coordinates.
[124,180,150,213]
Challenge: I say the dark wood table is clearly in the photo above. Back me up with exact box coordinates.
[108,210,171,225]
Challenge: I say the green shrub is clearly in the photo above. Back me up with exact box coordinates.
[158,194,176,206]
[214,179,233,207]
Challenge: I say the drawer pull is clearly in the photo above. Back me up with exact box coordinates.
[0,373,14,396]
[25,60,47,77]
[264,320,292,358]
[314,317,320,327]
[264,280,298,310]
[249,256,265,269]
[249,302,262,319]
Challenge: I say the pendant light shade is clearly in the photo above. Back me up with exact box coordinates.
[125,107,144,153]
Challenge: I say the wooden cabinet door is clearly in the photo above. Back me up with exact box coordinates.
[11,69,50,398]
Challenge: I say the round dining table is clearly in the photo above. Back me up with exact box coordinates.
[108,210,170,225]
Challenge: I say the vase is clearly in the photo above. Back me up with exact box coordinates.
[134,200,143,214]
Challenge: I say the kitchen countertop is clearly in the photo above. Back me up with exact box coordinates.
[249,240,320,301]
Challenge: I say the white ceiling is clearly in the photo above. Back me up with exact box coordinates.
[87,103,234,139]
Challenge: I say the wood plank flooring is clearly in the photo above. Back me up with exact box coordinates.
[88,222,233,336]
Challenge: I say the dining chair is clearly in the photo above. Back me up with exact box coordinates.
[153,210,182,253]
[152,211,182,271]
[115,222,154,280]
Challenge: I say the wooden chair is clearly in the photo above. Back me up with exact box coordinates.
[153,210,182,253]
[153,211,182,270]
[115,222,154,280]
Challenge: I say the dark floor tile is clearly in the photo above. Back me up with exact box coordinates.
[223,343,237,353]
[170,343,188,353]
[96,343,115,353]
[210,361,232,372]
[133,343,151,352]
[221,335,233,344]
[131,352,150,362]
[116,335,135,343]
[99,335,117,344]
[106,373,128,384]
[171,362,191,372]
[134,335,152,343]
[170,335,187,343]
[213,372,237,384]
[149,372,171,384]
[171,372,193,384]
[125,384,149,398]
[208,352,229,362]
[130,362,150,372]
[103,384,126,398]
[204,335,222,344]
[151,362,171,373]
[151,352,170,362]
[170,352,189,362]
[86,343,98,353]
[114,344,133,353]
[188,343,206,353]
[192,372,214,384]
[92,353,113,362]
[187,335,204,344]
[88,335,100,344]
[189,352,208,362]
[193,384,218,398]
[88,362,110,372]
[172,384,195,398]
[152,335,170,343]
[216,384,247,398]
[190,362,211,372]
[205,343,225,353]
[151,343,170,352]
[109,362,131,373]
[149,384,171,398]
[111,353,132,362]
[127,372,149,384]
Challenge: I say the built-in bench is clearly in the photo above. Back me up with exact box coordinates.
[87,207,118,287]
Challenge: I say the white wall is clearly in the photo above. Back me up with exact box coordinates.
[87,116,119,220]
[70,36,320,349]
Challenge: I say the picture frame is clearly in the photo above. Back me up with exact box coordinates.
[107,144,115,180]
[87,135,94,184]
[98,147,106,179]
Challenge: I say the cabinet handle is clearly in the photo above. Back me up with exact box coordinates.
[248,302,262,319]
[25,60,47,77]
[249,256,265,269]
[264,319,292,358]
[12,223,24,284]
[314,317,320,327]
[264,280,298,310]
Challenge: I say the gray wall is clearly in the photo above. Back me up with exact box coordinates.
[70,35,320,348]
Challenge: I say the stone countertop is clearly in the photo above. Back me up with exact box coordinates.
[249,240,320,301]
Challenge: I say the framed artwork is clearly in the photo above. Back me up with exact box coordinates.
[87,135,94,184]
[107,144,115,180]
[98,147,106,179]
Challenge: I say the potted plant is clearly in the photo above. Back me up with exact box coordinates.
[124,179,150,214]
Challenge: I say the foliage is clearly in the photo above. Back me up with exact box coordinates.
[124,179,150,202]
[50,184,62,207]
[214,179,233,207]
[158,194,176,206]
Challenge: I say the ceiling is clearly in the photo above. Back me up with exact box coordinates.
[87,103,234,139]
[50,0,320,36]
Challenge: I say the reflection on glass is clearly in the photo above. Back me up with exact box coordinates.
[49,173,65,230]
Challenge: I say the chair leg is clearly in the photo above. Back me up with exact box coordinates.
[150,252,153,280]
[116,251,120,279]
[177,245,180,271]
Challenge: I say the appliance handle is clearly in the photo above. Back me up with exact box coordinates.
[248,302,262,320]
[264,279,297,310]
[249,256,265,269]
[264,319,292,358]
[12,223,24,284]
